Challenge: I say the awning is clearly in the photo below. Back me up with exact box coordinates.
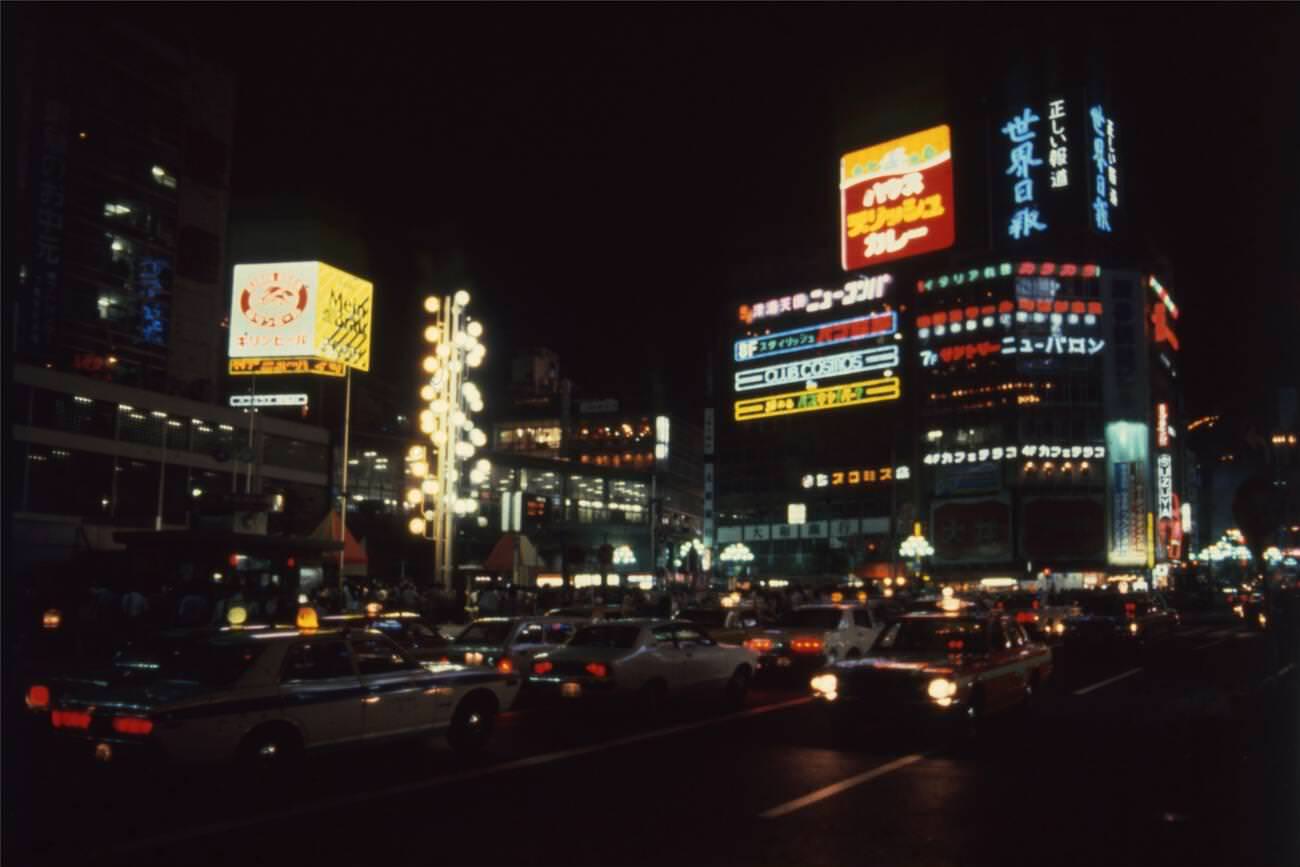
[484,533,542,573]
[311,511,368,565]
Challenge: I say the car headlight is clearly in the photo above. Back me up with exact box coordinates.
[810,673,838,701]
[1052,621,1066,635]
[1128,622,1139,635]
[927,677,957,701]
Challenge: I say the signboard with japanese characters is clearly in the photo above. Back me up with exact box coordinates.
[229,261,373,372]
[738,274,893,326]
[840,125,956,270]
[229,357,346,377]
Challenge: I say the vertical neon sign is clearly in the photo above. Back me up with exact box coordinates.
[1002,108,1047,240]
[1090,105,1118,232]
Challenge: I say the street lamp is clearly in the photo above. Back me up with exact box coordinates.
[899,530,934,584]
[406,291,488,590]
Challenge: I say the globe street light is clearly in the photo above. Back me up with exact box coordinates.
[406,292,489,590]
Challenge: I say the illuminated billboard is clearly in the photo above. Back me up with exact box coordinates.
[840,125,955,270]
[229,357,345,377]
[734,311,896,364]
[229,261,374,372]
[1105,421,1149,567]
[734,376,900,422]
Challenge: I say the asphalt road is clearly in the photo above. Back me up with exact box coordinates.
[8,619,1298,867]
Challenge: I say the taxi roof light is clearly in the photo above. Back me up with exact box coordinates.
[42,609,62,630]
[366,602,382,616]
[227,605,248,627]
[296,607,319,630]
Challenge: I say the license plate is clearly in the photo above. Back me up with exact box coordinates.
[561,682,582,698]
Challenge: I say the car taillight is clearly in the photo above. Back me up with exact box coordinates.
[745,638,773,652]
[1125,602,1136,618]
[1015,611,1037,624]
[111,716,153,736]
[51,709,92,730]
[26,685,50,710]
[791,638,823,654]
[585,662,608,678]
[533,660,554,675]
[496,658,514,674]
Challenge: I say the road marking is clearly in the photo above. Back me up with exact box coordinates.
[112,695,813,854]
[760,753,926,819]
[1073,667,1143,695]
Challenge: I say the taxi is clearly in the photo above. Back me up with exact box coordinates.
[676,606,767,645]
[319,608,453,661]
[809,605,1052,737]
[745,603,888,677]
[449,616,586,682]
[24,608,519,766]
[527,619,758,711]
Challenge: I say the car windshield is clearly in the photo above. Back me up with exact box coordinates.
[777,609,843,629]
[679,609,728,627]
[454,621,514,645]
[113,638,266,686]
[568,625,642,649]
[1074,595,1133,617]
[873,619,988,654]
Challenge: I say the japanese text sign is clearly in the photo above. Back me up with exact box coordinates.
[229,261,373,371]
[840,125,955,270]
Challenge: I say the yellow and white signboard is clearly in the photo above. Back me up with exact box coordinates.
[229,261,373,372]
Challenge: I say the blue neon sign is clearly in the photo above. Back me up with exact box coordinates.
[1002,107,1047,240]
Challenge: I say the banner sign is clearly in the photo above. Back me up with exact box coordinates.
[229,357,345,377]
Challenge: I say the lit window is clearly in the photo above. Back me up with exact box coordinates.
[150,165,177,190]
[103,202,133,217]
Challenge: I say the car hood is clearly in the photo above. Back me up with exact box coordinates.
[831,652,955,676]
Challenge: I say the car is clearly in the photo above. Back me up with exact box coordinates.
[1061,592,1178,650]
[809,611,1052,737]
[24,614,520,766]
[990,592,1079,642]
[745,603,888,675]
[543,605,631,620]
[319,610,453,661]
[449,616,586,680]
[676,606,769,645]
[527,619,757,710]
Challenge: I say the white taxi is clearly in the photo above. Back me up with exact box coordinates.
[25,612,519,765]
[527,619,758,711]
[746,603,888,675]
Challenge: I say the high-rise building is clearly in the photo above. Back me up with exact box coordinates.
[13,7,234,400]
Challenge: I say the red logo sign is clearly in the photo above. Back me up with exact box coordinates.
[239,271,309,329]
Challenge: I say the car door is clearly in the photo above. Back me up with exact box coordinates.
[279,638,365,748]
[986,620,1026,711]
[672,625,728,687]
[647,623,688,689]
[349,634,437,738]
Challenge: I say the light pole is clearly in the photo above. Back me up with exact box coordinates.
[406,290,488,591]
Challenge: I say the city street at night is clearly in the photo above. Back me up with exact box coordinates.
[11,619,1298,867]
[5,4,1300,867]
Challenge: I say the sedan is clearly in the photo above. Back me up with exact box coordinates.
[528,620,757,711]
[810,612,1052,738]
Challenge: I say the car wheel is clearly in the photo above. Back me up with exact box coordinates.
[238,724,301,768]
[448,692,497,756]
[724,666,751,709]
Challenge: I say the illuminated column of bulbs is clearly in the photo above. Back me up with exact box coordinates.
[406,290,489,590]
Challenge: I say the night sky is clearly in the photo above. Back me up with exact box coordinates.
[151,5,1298,418]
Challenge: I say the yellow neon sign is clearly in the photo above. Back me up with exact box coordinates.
[228,357,346,377]
[734,376,900,422]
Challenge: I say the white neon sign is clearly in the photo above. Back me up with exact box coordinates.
[1000,335,1105,356]
[733,345,899,393]
[739,274,893,325]
[228,393,309,407]
[1047,98,1070,190]
[922,443,1105,466]
[1157,453,1174,520]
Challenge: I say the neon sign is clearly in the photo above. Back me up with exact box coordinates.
[738,274,892,325]
[840,125,956,270]
[917,261,1100,293]
[1156,403,1170,448]
[733,311,897,363]
[1151,302,1180,351]
[1148,276,1179,319]
[922,443,1105,466]
[1047,98,1070,190]
[1157,453,1174,520]
[1001,335,1105,357]
[733,345,899,393]
[1090,105,1118,233]
[801,465,911,489]
[1002,108,1048,240]
[734,376,900,422]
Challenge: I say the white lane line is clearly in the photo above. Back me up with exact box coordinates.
[760,753,926,819]
[1073,667,1143,695]
[113,695,813,854]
